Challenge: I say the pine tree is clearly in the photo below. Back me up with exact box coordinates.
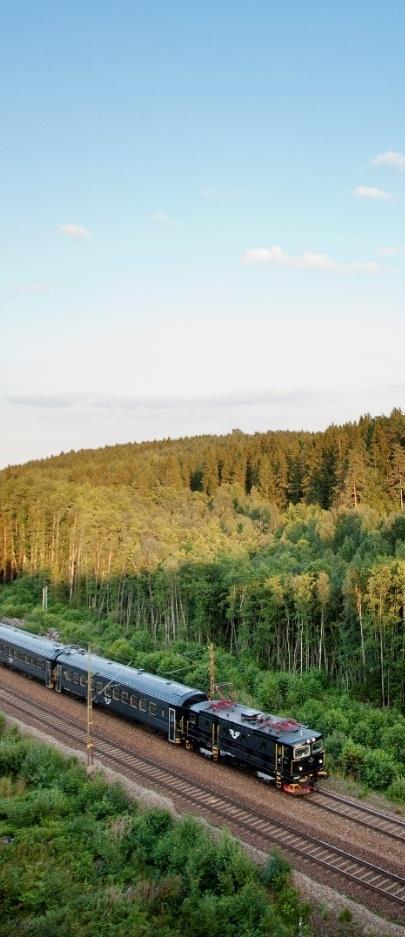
[257,454,277,501]
[388,443,405,512]
[341,447,368,508]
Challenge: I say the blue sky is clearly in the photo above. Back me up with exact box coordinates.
[1,1,404,465]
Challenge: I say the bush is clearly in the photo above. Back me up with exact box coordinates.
[0,737,31,776]
[19,741,66,787]
[1,787,71,825]
[382,724,405,766]
[317,707,350,737]
[387,776,405,803]
[324,731,346,765]
[341,740,366,780]
[360,750,398,791]
[261,849,291,891]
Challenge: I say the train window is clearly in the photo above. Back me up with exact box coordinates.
[80,676,87,687]
[104,686,112,698]
[72,673,80,684]
[112,687,120,700]
[139,699,147,712]
[66,670,73,682]
[312,739,324,752]
[121,691,129,704]
[149,702,157,715]
[130,695,138,708]
[96,681,103,693]
[189,715,196,725]
[293,744,310,760]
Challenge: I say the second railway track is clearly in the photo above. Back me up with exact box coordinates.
[309,788,405,843]
[0,684,404,920]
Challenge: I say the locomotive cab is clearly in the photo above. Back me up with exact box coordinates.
[282,733,326,791]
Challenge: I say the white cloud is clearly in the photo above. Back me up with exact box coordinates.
[201,186,240,199]
[241,245,377,272]
[19,283,49,294]
[372,150,405,170]
[60,224,91,238]
[150,212,176,224]
[354,185,395,201]
[376,246,405,256]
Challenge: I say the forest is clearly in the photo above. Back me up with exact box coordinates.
[0,409,404,799]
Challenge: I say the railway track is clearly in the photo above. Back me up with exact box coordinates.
[309,788,405,844]
[1,684,405,915]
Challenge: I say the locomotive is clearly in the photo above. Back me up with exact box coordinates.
[0,623,326,793]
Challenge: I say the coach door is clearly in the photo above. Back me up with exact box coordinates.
[168,708,176,743]
[56,664,62,692]
[45,661,52,689]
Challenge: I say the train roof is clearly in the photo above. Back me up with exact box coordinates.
[56,647,208,707]
[190,699,321,744]
[0,623,65,659]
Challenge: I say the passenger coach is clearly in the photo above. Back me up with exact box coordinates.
[0,624,64,688]
[55,647,207,740]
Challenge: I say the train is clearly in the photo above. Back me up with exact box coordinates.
[0,622,326,794]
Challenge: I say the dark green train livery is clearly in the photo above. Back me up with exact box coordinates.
[0,623,326,793]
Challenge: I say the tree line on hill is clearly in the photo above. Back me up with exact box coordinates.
[0,409,404,710]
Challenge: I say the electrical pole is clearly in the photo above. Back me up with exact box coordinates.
[208,642,216,699]
[86,645,94,768]
[42,585,48,610]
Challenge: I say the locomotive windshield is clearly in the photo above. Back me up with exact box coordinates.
[312,738,324,752]
[293,743,310,760]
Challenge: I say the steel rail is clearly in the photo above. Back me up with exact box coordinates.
[309,788,405,843]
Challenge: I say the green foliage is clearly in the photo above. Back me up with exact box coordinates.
[341,741,367,780]
[386,776,405,803]
[0,728,311,937]
[261,849,291,891]
[323,731,346,765]
[360,750,398,791]
[338,907,352,923]
[381,723,405,765]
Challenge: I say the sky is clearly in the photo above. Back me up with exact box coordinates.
[1,0,404,467]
